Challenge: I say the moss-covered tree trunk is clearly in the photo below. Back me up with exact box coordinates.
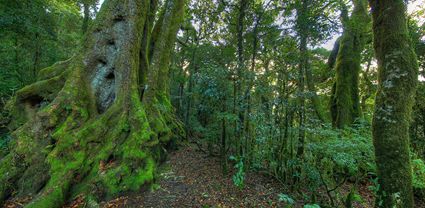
[370,0,418,207]
[330,0,370,128]
[0,0,184,207]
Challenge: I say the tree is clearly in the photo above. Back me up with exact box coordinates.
[290,0,340,156]
[80,0,99,34]
[370,0,418,207]
[330,0,370,128]
[0,0,184,206]
[0,0,82,99]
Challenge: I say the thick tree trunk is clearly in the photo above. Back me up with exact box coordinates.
[370,0,418,207]
[0,0,184,207]
[330,0,370,128]
[143,0,185,143]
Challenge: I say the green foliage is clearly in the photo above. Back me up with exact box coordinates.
[278,193,295,206]
[368,177,381,200]
[0,0,83,99]
[412,158,425,189]
[303,204,320,208]
[0,134,9,150]
[306,122,375,177]
[285,123,375,205]
[0,133,10,158]
[229,155,245,189]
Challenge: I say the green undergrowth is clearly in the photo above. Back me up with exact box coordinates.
[301,122,425,205]
[248,120,425,206]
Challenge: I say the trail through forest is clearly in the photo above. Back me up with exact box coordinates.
[1,0,425,207]
[100,143,286,207]
[3,142,425,208]
[101,143,425,208]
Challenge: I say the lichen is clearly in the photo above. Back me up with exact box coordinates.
[0,0,185,207]
[370,0,419,207]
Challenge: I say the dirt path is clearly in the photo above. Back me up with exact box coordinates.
[101,144,285,208]
[99,144,425,208]
[4,143,425,207]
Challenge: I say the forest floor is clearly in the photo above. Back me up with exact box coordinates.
[97,143,425,208]
[99,143,287,208]
[4,142,425,208]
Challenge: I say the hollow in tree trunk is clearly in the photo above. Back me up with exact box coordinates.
[0,0,184,207]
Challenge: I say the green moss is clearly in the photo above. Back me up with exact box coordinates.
[37,58,72,81]
[0,0,185,206]
[122,157,155,190]
[370,0,418,207]
[0,154,23,203]
[25,172,72,208]
[331,0,370,128]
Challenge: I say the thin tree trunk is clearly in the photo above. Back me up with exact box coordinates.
[32,33,41,83]
[235,0,247,156]
[296,0,308,158]
[221,96,228,174]
[244,13,260,163]
[82,2,90,34]
[305,60,326,122]
[184,40,199,139]
[361,57,373,114]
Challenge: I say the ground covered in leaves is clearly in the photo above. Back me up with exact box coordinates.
[4,143,425,208]
[100,144,286,208]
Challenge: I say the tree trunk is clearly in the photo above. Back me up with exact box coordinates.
[82,2,90,34]
[296,0,308,159]
[360,57,373,115]
[0,0,185,207]
[370,0,418,207]
[32,33,41,83]
[235,0,247,156]
[305,59,326,122]
[221,96,228,174]
[184,39,199,139]
[330,0,370,128]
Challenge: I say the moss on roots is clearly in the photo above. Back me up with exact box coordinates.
[0,0,185,207]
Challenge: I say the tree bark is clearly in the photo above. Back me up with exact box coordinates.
[305,60,326,122]
[0,0,185,207]
[330,0,370,128]
[296,0,308,158]
[370,0,418,207]
[235,0,248,155]
[82,2,90,34]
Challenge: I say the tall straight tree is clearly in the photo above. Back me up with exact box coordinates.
[0,0,184,207]
[235,0,248,155]
[330,0,370,128]
[295,0,308,158]
[370,0,418,207]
